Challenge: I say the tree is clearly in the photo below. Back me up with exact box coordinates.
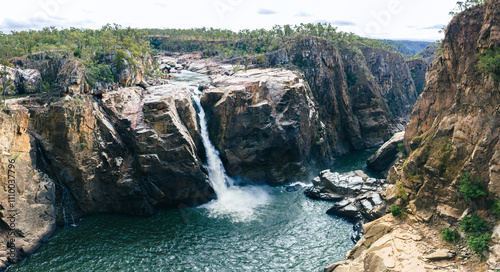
[0,64,13,107]
[449,0,489,16]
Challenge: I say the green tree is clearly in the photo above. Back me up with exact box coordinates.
[0,64,13,106]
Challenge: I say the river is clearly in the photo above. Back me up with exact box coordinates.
[9,71,377,272]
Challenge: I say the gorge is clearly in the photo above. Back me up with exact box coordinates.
[1,1,500,270]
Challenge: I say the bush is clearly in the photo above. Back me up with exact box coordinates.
[396,183,409,202]
[478,45,500,81]
[397,143,406,156]
[458,172,486,201]
[467,233,491,253]
[441,228,459,242]
[493,200,500,217]
[390,205,402,218]
[74,49,82,58]
[114,50,128,74]
[460,214,488,233]
[86,63,114,86]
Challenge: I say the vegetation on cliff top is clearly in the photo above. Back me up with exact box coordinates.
[147,23,395,59]
[0,24,150,59]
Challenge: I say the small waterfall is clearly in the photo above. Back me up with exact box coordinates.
[191,89,270,222]
[34,137,77,227]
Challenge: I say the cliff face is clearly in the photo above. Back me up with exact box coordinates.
[201,69,319,185]
[26,86,215,219]
[0,108,56,268]
[201,37,417,184]
[328,1,500,271]
[401,0,500,212]
[0,83,216,269]
[406,58,428,96]
[360,46,419,119]
[270,37,416,152]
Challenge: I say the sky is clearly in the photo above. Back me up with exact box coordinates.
[0,0,459,41]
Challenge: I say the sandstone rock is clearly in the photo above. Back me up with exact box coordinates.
[423,249,456,261]
[24,84,215,221]
[201,68,319,185]
[361,47,419,120]
[393,0,500,221]
[331,2,500,271]
[406,58,428,95]
[0,109,56,267]
[327,215,466,272]
[367,131,405,173]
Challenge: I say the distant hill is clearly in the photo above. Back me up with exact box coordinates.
[382,40,437,56]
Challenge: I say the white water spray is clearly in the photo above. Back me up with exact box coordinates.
[191,90,270,222]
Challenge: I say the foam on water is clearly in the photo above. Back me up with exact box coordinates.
[190,87,271,222]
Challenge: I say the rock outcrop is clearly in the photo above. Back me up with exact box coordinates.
[361,47,419,119]
[325,215,470,272]
[0,65,41,95]
[201,69,319,185]
[305,170,387,242]
[366,131,404,174]
[326,1,500,270]
[406,58,428,95]
[400,0,500,217]
[11,50,152,96]
[25,85,215,219]
[0,107,56,269]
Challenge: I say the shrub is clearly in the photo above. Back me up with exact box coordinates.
[396,183,409,202]
[86,63,114,86]
[478,45,500,81]
[493,200,500,217]
[114,50,128,74]
[458,172,486,201]
[74,49,82,58]
[441,228,459,242]
[397,143,406,156]
[77,142,87,150]
[390,205,402,218]
[460,214,488,233]
[467,233,491,253]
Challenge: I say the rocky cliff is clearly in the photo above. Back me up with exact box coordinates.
[199,37,417,184]
[0,107,56,268]
[0,82,216,270]
[406,58,428,96]
[327,1,500,270]
[10,50,151,96]
[201,69,319,184]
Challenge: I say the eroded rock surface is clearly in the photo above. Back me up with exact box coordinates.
[201,69,318,185]
[0,108,56,269]
[305,170,386,242]
[367,131,404,174]
[325,215,469,272]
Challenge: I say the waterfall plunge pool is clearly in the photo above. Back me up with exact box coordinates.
[9,71,378,272]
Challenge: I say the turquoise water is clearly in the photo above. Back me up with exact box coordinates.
[10,186,354,272]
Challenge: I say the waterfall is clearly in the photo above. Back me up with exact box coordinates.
[191,89,270,222]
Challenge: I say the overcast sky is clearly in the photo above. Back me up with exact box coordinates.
[0,0,459,41]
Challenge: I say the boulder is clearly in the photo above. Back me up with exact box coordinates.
[367,131,404,173]
[423,249,456,261]
[306,170,387,242]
